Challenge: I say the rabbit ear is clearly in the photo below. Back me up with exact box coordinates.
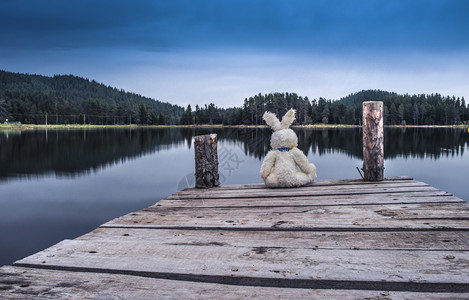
[263,111,282,131]
[280,108,295,129]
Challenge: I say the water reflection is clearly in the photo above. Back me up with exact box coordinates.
[384,127,467,159]
[1,127,468,180]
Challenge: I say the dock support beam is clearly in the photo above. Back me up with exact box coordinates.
[362,101,384,181]
[194,134,220,188]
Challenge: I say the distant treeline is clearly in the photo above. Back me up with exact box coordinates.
[0,70,183,125]
[1,70,467,125]
[206,90,468,125]
[2,127,466,180]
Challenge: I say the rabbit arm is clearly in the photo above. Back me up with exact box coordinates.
[260,151,277,179]
[291,148,314,174]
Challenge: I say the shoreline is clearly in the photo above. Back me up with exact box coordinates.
[0,123,467,131]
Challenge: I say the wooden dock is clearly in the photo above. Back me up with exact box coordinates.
[1,176,468,299]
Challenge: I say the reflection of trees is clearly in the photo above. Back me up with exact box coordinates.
[222,128,271,160]
[229,127,468,160]
[180,127,272,160]
[301,128,363,158]
[0,128,192,179]
[1,127,467,179]
[384,128,467,159]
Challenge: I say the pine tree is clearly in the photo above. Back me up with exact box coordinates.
[158,113,166,125]
[389,103,398,124]
[138,102,149,124]
[180,104,193,125]
[0,98,10,122]
[150,111,158,125]
[461,97,467,123]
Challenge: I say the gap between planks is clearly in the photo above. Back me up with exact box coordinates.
[1,265,466,300]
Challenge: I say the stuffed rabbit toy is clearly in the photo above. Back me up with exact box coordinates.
[260,108,317,187]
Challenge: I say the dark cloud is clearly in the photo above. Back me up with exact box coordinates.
[1,0,468,53]
[0,0,168,49]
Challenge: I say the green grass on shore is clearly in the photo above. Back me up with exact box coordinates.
[1,123,467,132]
[0,124,139,131]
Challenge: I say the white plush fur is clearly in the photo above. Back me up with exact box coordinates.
[260,108,317,187]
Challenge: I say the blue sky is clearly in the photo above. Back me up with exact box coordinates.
[1,0,468,107]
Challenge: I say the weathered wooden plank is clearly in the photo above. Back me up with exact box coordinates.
[158,192,460,209]
[13,239,469,290]
[177,176,414,192]
[1,266,465,299]
[145,202,469,218]
[173,180,426,197]
[103,202,469,230]
[174,180,429,195]
[77,227,469,251]
[170,185,438,200]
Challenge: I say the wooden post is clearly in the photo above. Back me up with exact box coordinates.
[362,101,384,181]
[194,134,220,188]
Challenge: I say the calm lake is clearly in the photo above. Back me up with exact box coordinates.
[1,127,468,266]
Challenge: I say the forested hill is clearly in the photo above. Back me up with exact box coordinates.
[212,90,467,125]
[1,70,467,125]
[0,70,183,124]
[337,90,467,125]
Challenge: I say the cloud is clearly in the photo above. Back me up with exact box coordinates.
[2,0,468,53]
[1,0,468,106]
[86,49,469,107]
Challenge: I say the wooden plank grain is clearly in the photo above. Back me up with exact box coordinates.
[103,203,469,230]
[169,185,438,200]
[146,202,469,216]
[175,180,428,194]
[176,176,414,192]
[157,192,460,209]
[13,240,469,290]
[1,266,465,300]
[77,228,469,251]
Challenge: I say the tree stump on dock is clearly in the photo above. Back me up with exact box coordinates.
[362,101,384,181]
[194,134,220,188]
